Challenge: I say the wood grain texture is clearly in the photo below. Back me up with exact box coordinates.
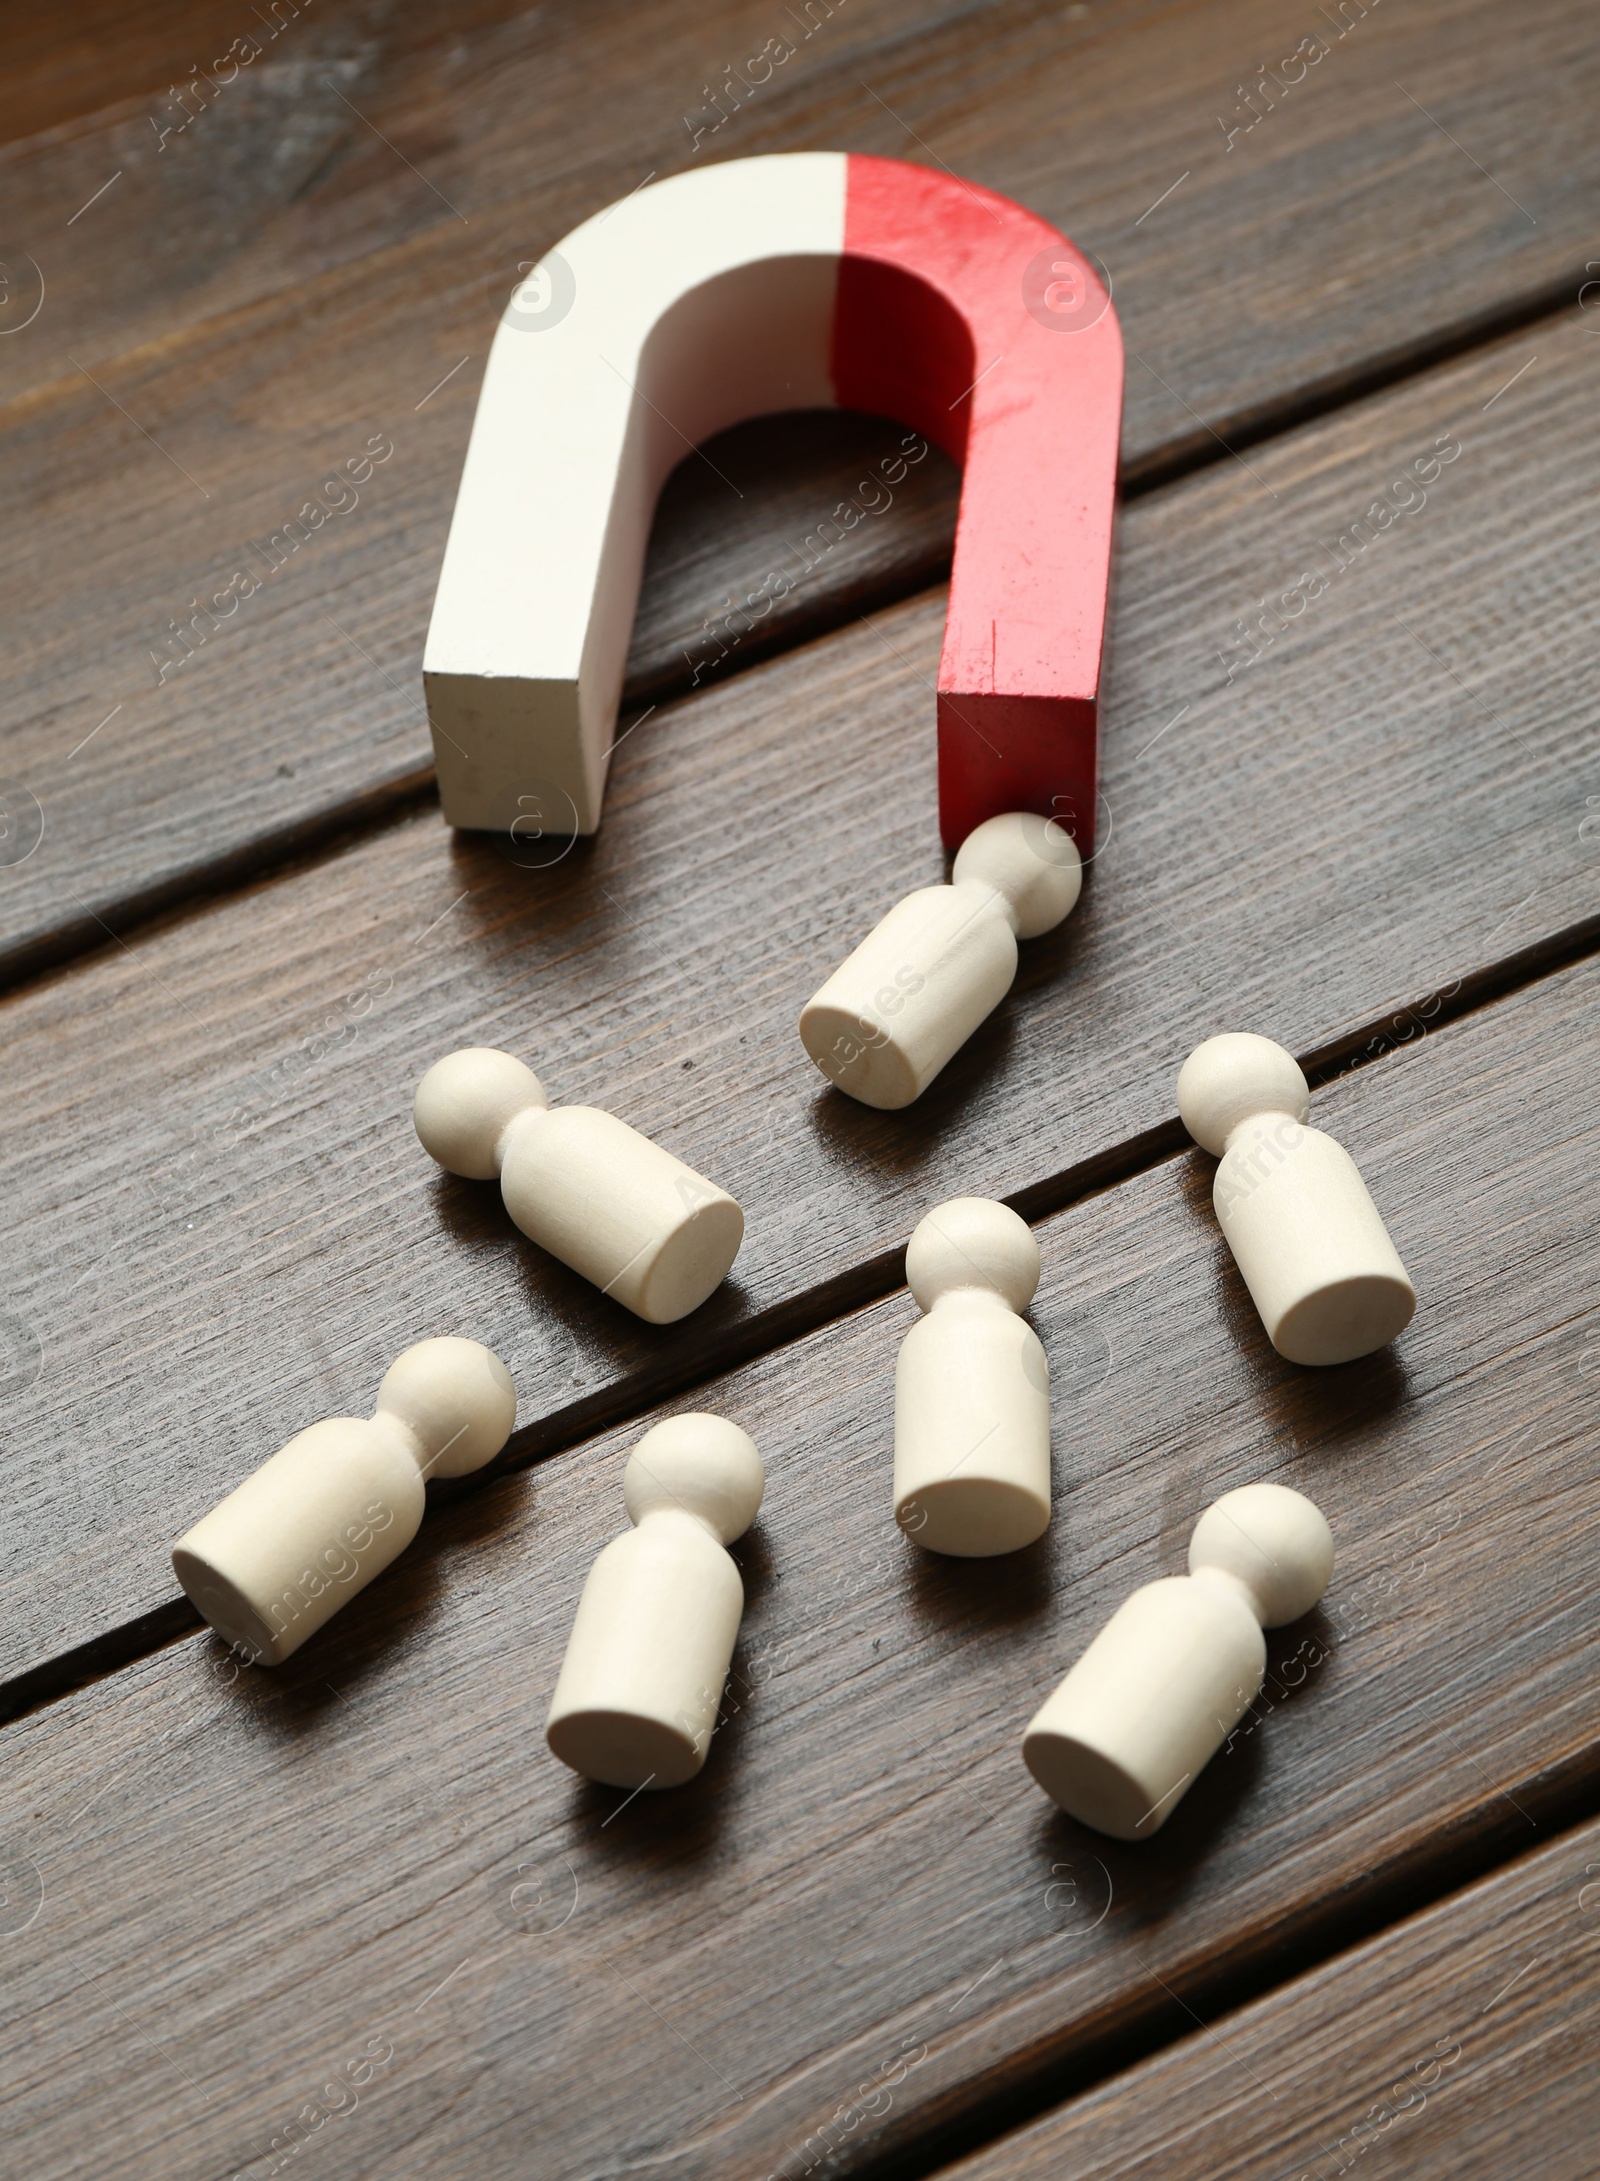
[0,0,288,147]
[0,0,961,406]
[943,1815,1600,2180]
[2,0,1597,978]
[0,313,1595,1686]
[628,411,959,706]
[1,953,1597,2181]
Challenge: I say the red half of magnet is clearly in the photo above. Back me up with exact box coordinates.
[833,153,1122,854]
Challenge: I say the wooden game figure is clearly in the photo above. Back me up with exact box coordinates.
[1176,1033,1416,1365]
[546,1414,764,1789]
[894,1196,1050,1555]
[800,812,1082,1109]
[1022,1482,1334,1838]
[172,1337,517,1667]
[412,1047,743,1324]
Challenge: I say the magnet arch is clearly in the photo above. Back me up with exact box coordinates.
[422,152,1122,853]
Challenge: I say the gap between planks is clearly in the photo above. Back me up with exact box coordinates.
[5,895,1597,1740]
[6,910,1598,2179]
[858,1788,1600,2181]
[0,278,1585,1003]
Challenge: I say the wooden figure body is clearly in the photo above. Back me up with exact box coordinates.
[1177,1033,1416,1365]
[424,153,1121,851]
[1022,1483,1334,1838]
[172,1338,516,1666]
[413,1047,743,1324]
[894,1196,1050,1555]
[546,1414,765,1790]
[801,811,1081,1108]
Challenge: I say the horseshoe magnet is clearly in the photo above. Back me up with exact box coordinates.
[423,152,1122,853]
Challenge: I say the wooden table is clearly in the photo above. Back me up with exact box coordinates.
[2,4,1596,2174]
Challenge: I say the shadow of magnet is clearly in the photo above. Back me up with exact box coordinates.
[422,152,1122,854]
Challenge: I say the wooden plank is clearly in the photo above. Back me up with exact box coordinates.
[0,314,1594,1686]
[1,952,1597,2181]
[0,0,968,411]
[2,0,1596,978]
[5,0,1590,423]
[941,1816,1600,2181]
[615,408,956,707]
[0,0,278,147]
